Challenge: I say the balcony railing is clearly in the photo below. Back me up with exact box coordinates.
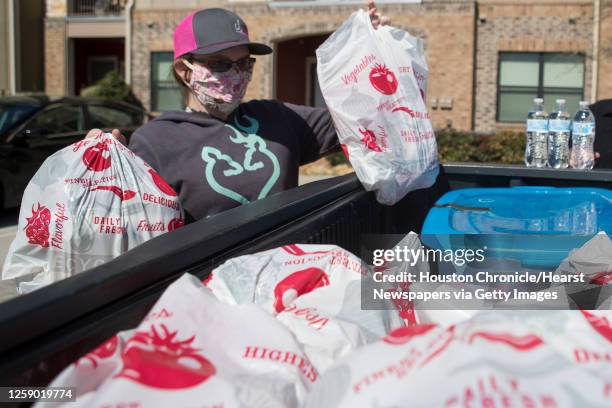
[69,0,127,17]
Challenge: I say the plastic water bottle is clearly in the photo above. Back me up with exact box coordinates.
[525,98,548,167]
[548,99,571,168]
[570,101,596,170]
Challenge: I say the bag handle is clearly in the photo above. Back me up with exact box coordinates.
[356,9,377,36]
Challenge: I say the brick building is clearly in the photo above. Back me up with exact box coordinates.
[43,0,612,133]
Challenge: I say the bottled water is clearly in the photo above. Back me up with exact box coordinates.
[570,101,596,170]
[525,98,548,167]
[547,99,571,169]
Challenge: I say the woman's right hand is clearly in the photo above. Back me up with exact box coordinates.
[85,128,127,145]
[366,1,390,29]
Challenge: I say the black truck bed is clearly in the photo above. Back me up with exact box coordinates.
[0,164,610,388]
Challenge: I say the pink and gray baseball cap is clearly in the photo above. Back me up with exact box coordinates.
[173,8,272,60]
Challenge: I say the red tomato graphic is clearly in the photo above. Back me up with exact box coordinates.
[469,331,544,351]
[358,128,383,152]
[383,324,436,345]
[149,169,178,197]
[83,142,112,172]
[90,185,136,201]
[581,310,612,342]
[168,218,184,231]
[273,267,330,313]
[115,324,216,389]
[369,63,398,95]
[340,144,350,160]
[77,336,119,368]
[24,203,51,247]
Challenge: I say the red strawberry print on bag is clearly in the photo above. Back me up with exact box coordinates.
[115,324,216,389]
[90,186,137,201]
[76,336,119,368]
[468,331,544,351]
[24,203,51,247]
[273,267,330,313]
[369,63,398,95]
[358,128,383,152]
[83,142,112,172]
[581,310,612,342]
[167,218,184,231]
[149,169,178,197]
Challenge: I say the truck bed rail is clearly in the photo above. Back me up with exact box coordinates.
[0,164,608,387]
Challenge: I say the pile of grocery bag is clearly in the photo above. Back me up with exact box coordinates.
[37,236,610,407]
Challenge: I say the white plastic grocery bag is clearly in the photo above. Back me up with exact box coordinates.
[205,244,405,372]
[2,133,184,293]
[553,233,612,309]
[39,274,316,408]
[305,310,612,408]
[316,10,439,205]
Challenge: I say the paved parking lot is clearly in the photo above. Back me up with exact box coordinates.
[0,208,19,302]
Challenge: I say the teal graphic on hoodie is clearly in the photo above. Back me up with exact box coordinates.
[201,115,281,205]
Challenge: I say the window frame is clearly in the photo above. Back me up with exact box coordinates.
[150,51,184,112]
[23,103,86,138]
[496,52,585,123]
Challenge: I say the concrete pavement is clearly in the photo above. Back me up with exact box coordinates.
[0,208,19,302]
[298,174,337,185]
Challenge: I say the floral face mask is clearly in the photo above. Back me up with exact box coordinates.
[182,58,253,115]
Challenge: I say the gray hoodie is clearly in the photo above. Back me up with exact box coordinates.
[129,100,339,221]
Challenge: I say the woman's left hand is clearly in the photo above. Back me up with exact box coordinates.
[366,1,391,29]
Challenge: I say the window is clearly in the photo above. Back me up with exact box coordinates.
[27,104,84,135]
[305,57,327,108]
[0,104,38,135]
[497,53,584,123]
[87,105,141,129]
[151,52,184,112]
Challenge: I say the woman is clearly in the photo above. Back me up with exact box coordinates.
[91,3,388,222]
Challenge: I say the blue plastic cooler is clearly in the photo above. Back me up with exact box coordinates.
[421,187,612,268]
